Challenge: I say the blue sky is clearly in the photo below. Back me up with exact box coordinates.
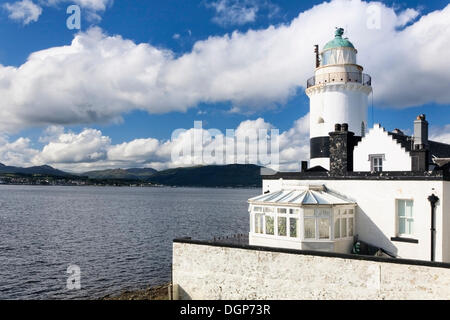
[0,0,449,172]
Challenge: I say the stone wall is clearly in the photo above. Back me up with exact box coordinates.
[172,240,450,300]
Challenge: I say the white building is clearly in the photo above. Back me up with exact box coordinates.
[248,28,450,263]
[306,27,372,171]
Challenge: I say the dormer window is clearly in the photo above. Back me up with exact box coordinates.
[369,154,385,172]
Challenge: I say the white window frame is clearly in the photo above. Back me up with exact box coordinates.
[332,207,355,240]
[303,207,332,241]
[396,199,414,238]
[369,154,385,172]
[250,205,302,238]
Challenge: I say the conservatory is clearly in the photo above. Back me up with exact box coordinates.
[248,185,357,253]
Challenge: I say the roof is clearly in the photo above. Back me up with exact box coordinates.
[388,131,450,160]
[429,141,450,158]
[323,28,355,51]
[248,186,355,206]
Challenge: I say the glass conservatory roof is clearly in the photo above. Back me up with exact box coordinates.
[248,186,355,206]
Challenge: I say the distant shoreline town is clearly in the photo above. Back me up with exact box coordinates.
[0,163,263,188]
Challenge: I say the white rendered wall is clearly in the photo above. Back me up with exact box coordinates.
[173,242,450,300]
[310,158,330,170]
[309,85,369,139]
[353,124,412,171]
[262,179,445,262]
[249,233,353,254]
[443,182,450,262]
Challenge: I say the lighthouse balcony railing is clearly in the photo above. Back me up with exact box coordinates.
[307,72,371,88]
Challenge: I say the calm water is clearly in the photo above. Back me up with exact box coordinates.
[0,185,259,300]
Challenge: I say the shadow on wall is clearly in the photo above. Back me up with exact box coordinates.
[174,285,192,300]
[356,208,398,257]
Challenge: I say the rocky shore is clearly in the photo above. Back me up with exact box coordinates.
[101,283,171,300]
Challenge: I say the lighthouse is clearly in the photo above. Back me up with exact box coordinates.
[305,28,372,170]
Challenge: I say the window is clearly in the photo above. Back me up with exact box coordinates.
[334,217,340,238]
[370,154,385,172]
[348,217,354,237]
[397,200,414,236]
[304,208,331,240]
[333,208,355,239]
[289,218,298,238]
[304,218,316,239]
[264,207,274,213]
[278,217,287,236]
[255,213,264,234]
[265,216,274,235]
[319,218,330,239]
[341,217,347,237]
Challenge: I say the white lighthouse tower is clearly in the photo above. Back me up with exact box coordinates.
[305,28,372,170]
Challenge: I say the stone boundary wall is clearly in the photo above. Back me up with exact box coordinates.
[172,239,450,300]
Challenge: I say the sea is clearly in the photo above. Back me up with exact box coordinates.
[0,185,259,299]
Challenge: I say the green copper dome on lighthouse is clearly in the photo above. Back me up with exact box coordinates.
[322,28,355,50]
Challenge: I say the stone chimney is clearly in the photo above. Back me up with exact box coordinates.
[411,114,429,171]
[414,114,428,150]
[329,123,356,176]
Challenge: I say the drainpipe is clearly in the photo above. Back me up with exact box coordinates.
[427,194,439,262]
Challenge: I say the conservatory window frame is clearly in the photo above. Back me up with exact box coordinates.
[303,207,332,241]
[332,207,356,240]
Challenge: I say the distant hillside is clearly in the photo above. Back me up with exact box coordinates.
[82,168,157,180]
[0,163,73,177]
[147,164,263,187]
[0,163,265,187]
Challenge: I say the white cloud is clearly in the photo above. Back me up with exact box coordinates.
[3,0,113,25]
[0,0,449,132]
[0,136,39,167]
[0,114,309,172]
[43,0,112,11]
[208,0,257,26]
[3,0,42,25]
[279,114,310,171]
[107,138,161,162]
[206,0,280,27]
[34,128,110,164]
[430,124,450,145]
[396,8,420,27]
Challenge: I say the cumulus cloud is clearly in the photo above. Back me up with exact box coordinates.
[3,0,113,25]
[430,124,450,145]
[0,136,39,167]
[43,0,112,11]
[34,128,111,164]
[206,0,279,27]
[0,115,310,172]
[3,0,42,25]
[0,0,449,132]
[395,8,420,27]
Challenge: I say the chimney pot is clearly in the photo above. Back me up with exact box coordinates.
[341,123,349,132]
[301,161,308,172]
[414,114,428,147]
[335,124,341,132]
